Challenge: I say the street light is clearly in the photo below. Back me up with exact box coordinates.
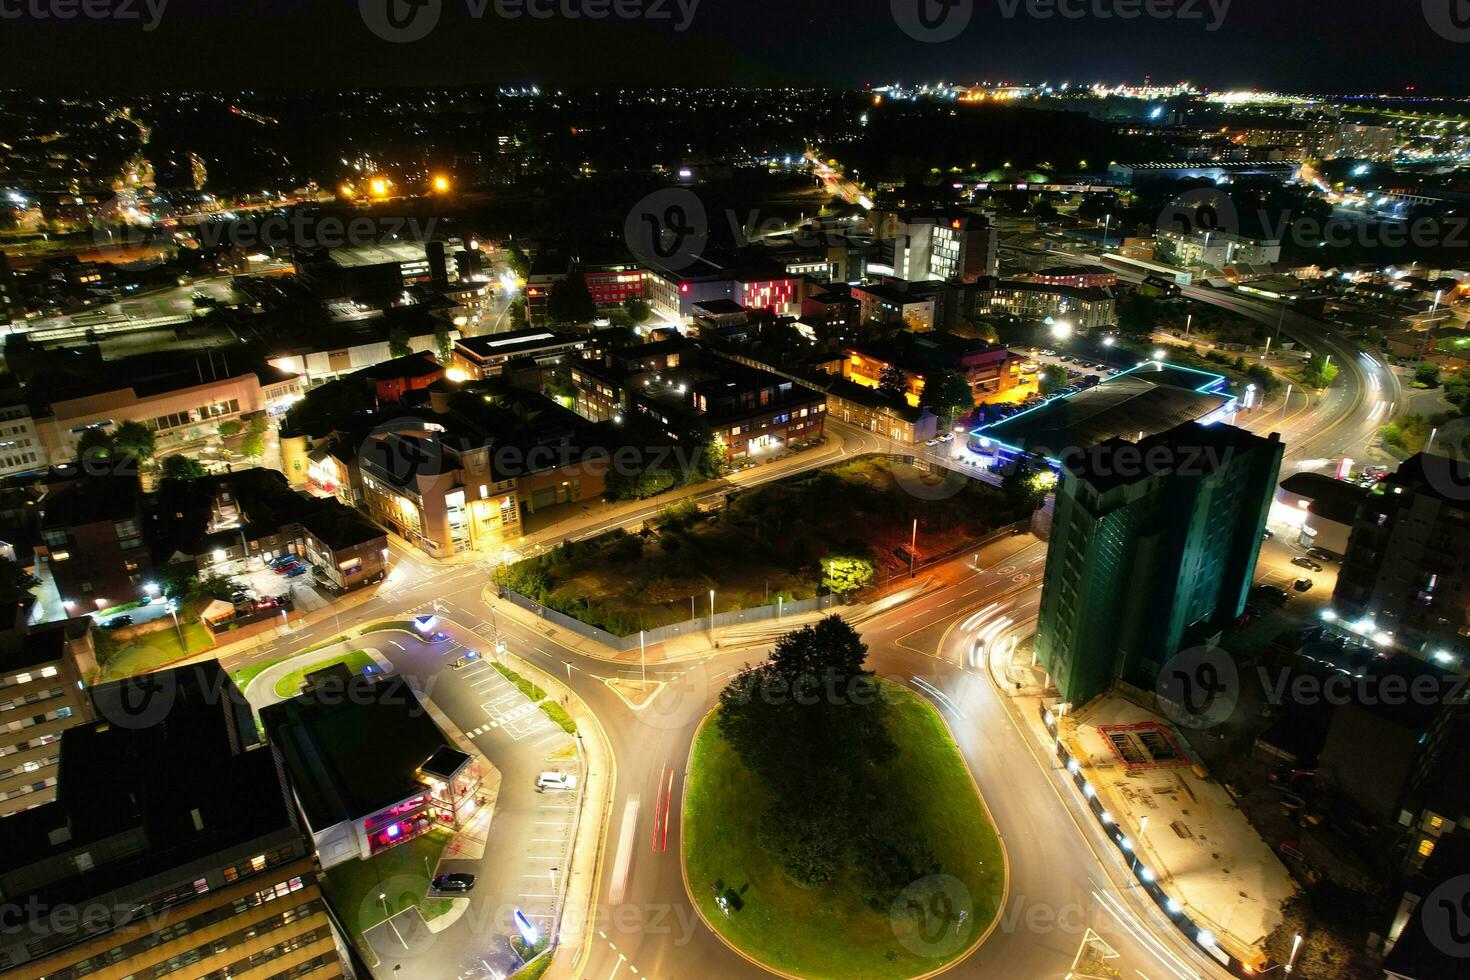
[1285,933,1303,974]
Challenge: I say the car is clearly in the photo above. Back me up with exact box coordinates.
[101,615,134,630]
[430,873,476,893]
[1254,583,1291,605]
[1262,528,1274,540]
[1306,548,1335,563]
[924,438,940,447]
[938,433,955,443]
[285,565,308,578]
[1293,577,1314,593]
[268,555,298,568]
[536,771,577,792]
[1291,556,1325,572]
[452,651,482,670]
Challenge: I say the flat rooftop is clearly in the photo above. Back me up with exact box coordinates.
[330,242,431,268]
[971,361,1231,463]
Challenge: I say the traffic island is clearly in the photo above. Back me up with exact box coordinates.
[681,680,1007,980]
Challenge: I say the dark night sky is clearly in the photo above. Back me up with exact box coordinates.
[2,0,1466,94]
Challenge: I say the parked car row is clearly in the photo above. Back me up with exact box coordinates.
[269,554,310,578]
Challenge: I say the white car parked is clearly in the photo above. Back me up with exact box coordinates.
[537,771,577,792]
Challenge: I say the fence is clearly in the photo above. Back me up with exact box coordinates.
[496,587,841,652]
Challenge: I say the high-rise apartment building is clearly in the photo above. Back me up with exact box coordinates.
[1333,453,1470,664]
[1034,421,1283,706]
[0,607,96,817]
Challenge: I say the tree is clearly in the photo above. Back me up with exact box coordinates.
[1038,364,1069,395]
[388,325,412,359]
[241,416,268,459]
[161,454,207,481]
[218,420,243,438]
[75,427,114,468]
[698,434,727,480]
[715,617,902,886]
[625,297,652,325]
[822,554,876,594]
[919,369,974,426]
[1415,363,1442,387]
[1302,354,1339,390]
[508,297,528,328]
[434,324,454,364]
[876,363,908,401]
[1117,293,1160,339]
[547,270,597,326]
[1001,457,1056,516]
[111,421,156,463]
[506,245,530,278]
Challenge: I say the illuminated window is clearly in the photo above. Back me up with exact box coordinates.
[1418,837,1436,858]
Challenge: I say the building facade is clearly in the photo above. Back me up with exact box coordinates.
[0,663,345,980]
[0,610,96,817]
[1034,422,1283,706]
[1333,453,1470,664]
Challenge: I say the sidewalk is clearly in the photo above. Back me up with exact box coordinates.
[391,426,857,571]
[481,573,944,666]
[987,631,1294,968]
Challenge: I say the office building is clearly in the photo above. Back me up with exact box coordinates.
[0,663,346,979]
[817,331,1022,408]
[451,329,590,381]
[0,374,42,478]
[0,607,97,817]
[1105,161,1301,185]
[294,241,445,300]
[1333,453,1470,664]
[1034,421,1283,706]
[359,383,608,557]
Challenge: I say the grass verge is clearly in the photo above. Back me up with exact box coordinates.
[492,663,576,734]
[360,620,416,635]
[273,650,374,698]
[318,827,453,964]
[101,621,213,680]
[682,681,1004,980]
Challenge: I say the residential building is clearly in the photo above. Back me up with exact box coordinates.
[813,376,938,445]
[1028,265,1118,290]
[0,607,96,817]
[358,350,446,404]
[850,282,936,333]
[871,208,999,284]
[260,667,481,868]
[0,663,346,979]
[1155,229,1282,270]
[583,262,648,308]
[153,468,388,594]
[1034,421,1283,706]
[800,289,859,339]
[40,469,152,610]
[568,337,692,422]
[974,279,1116,331]
[0,251,15,326]
[1383,832,1470,979]
[632,355,826,460]
[1320,123,1399,161]
[818,331,1023,407]
[1333,453,1470,663]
